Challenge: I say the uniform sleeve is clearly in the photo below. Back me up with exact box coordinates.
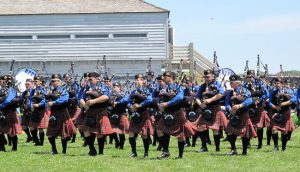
[52,88,69,106]
[259,81,269,102]
[140,90,153,107]
[167,86,184,107]
[225,90,232,111]
[216,81,225,95]
[268,89,275,107]
[0,88,16,109]
[101,85,110,97]
[196,84,204,100]
[242,89,253,107]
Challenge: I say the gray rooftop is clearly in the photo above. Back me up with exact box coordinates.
[0,0,169,15]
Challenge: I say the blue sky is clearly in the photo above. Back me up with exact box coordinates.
[147,0,300,74]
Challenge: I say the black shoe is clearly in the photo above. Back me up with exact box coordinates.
[226,149,237,156]
[130,152,137,158]
[174,156,182,159]
[26,137,32,143]
[273,146,279,152]
[144,153,148,158]
[257,144,262,150]
[157,152,170,159]
[207,140,211,145]
[51,150,58,155]
[198,147,208,153]
[88,150,97,156]
[242,152,247,156]
[82,141,88,147]
[282,147,286,151]
[216,148,220,152]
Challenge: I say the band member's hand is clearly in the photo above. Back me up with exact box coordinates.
[274,106,281,111]
[130,105,137,112]
[158,103,165,112]
[229,108,236,115]
[86,100,95,106]
[232,104,242,111]
[160,102,168,108]
[200,103,207,109]
[132,103,141,111]
[33,104,39,108]
[48,101,54,107]
[203,99,211,105]
[83,104,89,110]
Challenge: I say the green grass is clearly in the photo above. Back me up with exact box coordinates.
[1,129,300,172]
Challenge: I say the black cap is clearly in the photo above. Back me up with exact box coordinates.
[83,72,89,78]
[229,74,242,81]
[184,76,192,83]
[51,74,62,80]
[88,72,100,78]
[34,75,41,81]
[246,70,255,76]
[274,77,282,83]
[0,75,5,80]
[26,78,33,83]
[147,71,154,76]
[113,82,121,87]
[204,69,213,76]
[163,71,176,80]
[135,74,144,80]
[63,73,71,78]
[103,76,112,81]
[156,75,164,81]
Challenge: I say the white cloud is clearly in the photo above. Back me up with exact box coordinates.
[232,13,300,34]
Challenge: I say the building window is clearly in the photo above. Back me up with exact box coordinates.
[75,34,109,39]
[113,33,147,38]
[37,35,70,39]
[0,35,32,40]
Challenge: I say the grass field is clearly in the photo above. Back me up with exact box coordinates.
[1,129,300,172]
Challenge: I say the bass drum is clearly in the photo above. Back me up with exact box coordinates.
[15,68,37,92]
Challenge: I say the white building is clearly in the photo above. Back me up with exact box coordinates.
[0,0,169,76]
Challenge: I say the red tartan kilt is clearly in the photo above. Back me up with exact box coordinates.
[29,109,49,129]
[0,112,22,136]
[157,109,196,139]
[197,105,227,130]
[111,113,129,134]
[21,112,31,127]
[46,108,76,139]
[129,110,154,137]
[270,110,295,133]
[226,111,257,138]
[82,108,114,135]
[251,106,270,128]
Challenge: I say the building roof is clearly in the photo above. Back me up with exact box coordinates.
[0,0,169,15]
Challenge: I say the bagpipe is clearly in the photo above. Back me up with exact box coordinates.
[199,82,219,121]
[227,89,248,127]
[157,86,178,126]
[129,89,148,124]
[272,91,293,124]
[107,93,127,125]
